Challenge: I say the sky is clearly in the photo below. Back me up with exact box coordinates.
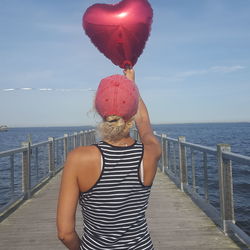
[0,0,250,127]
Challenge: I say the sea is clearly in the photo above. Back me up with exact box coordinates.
[0,123,249,236]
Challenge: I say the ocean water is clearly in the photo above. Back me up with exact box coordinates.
[153,122,250,156]
[0,123,249,236]
[0,126,93,152]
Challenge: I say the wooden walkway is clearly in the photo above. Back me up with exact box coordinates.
[0,171,240,250]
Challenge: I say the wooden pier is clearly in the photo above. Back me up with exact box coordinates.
[0,170,240,250]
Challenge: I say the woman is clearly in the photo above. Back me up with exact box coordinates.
[57,69,161,250]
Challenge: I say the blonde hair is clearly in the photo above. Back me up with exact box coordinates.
[98,115,134,142]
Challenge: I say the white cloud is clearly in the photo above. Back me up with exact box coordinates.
[0,88,95,92]
[39,88,53,91]
[210,65,245,73]
[178,65,245,78]
[145,65,246,83]
[3,88,15,91]
[21,88,32,91]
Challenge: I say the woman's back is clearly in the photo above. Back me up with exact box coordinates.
[56,70,161,250]
[79,140,154,250]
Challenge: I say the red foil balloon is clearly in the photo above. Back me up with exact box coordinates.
[83,0,153,69]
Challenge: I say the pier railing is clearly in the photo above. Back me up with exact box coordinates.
[150,132,250,247]
[1,128,249,247]
[0,130,96,222]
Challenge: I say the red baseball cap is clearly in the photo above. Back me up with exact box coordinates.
[95,75,139,121]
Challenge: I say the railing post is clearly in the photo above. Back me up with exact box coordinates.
[87,130,91,146]
[73,132,77,149]
[82,130,86,146]
[136,129,139,140]
[87,130,95,145]
[22,142,31,199]
[93,130,96,144]
[88,130,91,145]
[135,129,142,142]
[63,134,68,161]
[161,134,167,173]
[173,142,177,174]
[83,131,86,146]
[203,152,209,201]
[132,129,137,140]
[80,131,84,146]
[165,139,169,170]
[10,154,15,197]
[217,144,235,234]
[48,137,55,177]
[85,131,89,145]
[90,130,94,144]
[191,149,196,192]
[137,131,141,142]
[178,136,187,191]
[88,130,91,144]
[167,140,171,171]
[35,147,39,180]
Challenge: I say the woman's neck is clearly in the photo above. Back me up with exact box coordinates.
[105,136,135,147]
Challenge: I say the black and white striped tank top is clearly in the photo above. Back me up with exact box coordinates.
[79,140,154,250]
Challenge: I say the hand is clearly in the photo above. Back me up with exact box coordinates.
[123,68,135,81]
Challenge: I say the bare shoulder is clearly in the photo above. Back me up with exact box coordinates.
[65,145,100,169]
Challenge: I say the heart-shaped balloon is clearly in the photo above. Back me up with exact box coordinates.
[83,0,153,69]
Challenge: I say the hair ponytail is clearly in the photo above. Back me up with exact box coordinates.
[98,115,134,142]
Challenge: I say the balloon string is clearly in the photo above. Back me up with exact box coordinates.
[122,60,132,69]
[125,64,132,70]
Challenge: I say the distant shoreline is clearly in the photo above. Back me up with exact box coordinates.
[153,121,250,126]
[5,121,250,129]
[5,125,94,129]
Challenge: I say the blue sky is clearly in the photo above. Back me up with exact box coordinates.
[0,0,249,127]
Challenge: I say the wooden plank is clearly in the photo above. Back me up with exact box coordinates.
[147,171,240,250]
[0,170,240,249]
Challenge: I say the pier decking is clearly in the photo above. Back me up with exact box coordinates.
[0,170,239,250]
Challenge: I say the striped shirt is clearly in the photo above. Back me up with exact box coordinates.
[79,140,154,250]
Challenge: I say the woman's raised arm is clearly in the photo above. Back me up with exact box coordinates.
[123,68,161,160]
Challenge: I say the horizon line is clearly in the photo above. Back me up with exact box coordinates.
[6,120,250,128]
